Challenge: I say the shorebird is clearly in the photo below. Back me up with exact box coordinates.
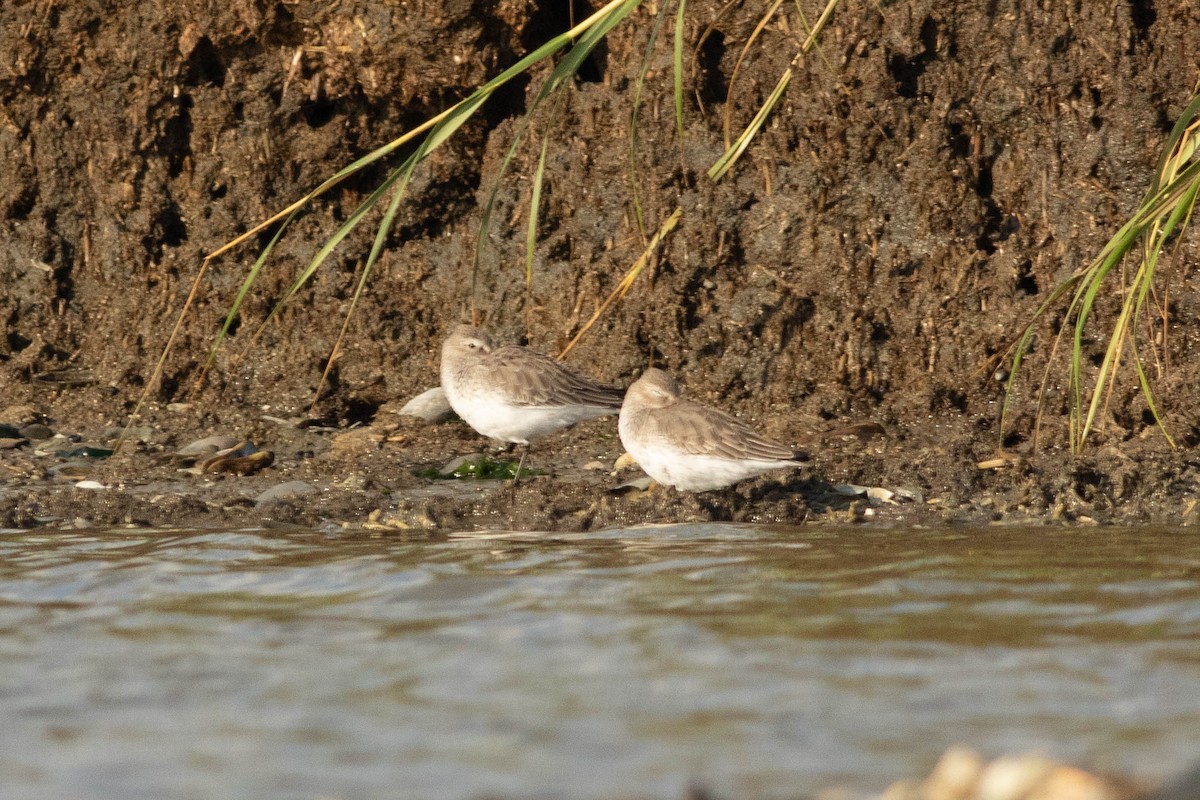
[618,368,807,491]
[440,324,624,482]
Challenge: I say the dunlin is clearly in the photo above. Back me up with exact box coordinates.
[440,324,624,479]
[618,368,806,491]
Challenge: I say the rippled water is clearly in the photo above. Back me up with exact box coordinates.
[2,524,1199,799]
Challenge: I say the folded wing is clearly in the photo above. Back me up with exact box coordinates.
[656,400,801,462]
[484,347,625,409]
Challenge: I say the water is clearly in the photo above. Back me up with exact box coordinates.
[2,524,1199,799]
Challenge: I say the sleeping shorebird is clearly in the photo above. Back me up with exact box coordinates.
[618,368,806,491]
[440,324,624,483]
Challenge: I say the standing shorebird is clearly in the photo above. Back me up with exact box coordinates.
[618,368,807,491]
[440,324,624,481]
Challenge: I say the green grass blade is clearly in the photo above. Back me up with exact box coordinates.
[1070,238,1133,448]
[1002,99,1200,452]
[798,0,843,51]
[211,0,637,308]
[200,209,297,381]
[314,165,412,402]
[706,0,841,182]
[260,78,503,336]
[473,0,643,306]
[256,163,411,339]
[1147,93,1200,196]
[998,274,1082,435]
[204,3,626,265]
[708,68,792,181]
[1130,335,1175,446]
[525,96,563,288]
[558,206,682,359]
[1078,268,1139,446]
[721,0,784,150]
[628,0,671,242]
[673,0,687,144]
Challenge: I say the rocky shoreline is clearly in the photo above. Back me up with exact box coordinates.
[3,390,1197,532]
[3,1,1200,532]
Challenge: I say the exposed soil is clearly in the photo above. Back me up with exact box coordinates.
[3,0,1200,531]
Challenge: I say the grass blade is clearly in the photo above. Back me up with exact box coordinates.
[629,0,671,243]
[708,0,842,182]
[1001,95,1200,451]
[722,0,784,150]
[314,167,412,405]
[196,209,297,390]
[558,207,682,359]
[708,69,791,181]
[472,0,644,315]
[673,0,687,145]
[525,119,553,291]
[205,0,637,266]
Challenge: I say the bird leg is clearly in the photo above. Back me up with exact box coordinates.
[511,443,531,494]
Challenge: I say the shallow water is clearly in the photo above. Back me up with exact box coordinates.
[2,524,1199,799]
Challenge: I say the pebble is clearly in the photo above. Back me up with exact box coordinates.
[32,367,96,387]
[923,747,984,800]
[976,755,1056,800]
[825,483,922,507]
[879,748,1126,800]
[49,462,94,480]
[329,428,384,456]
[439,454,485,476]
[0,437,28,450]
[74,480,108,490]
[611,476,654,493]
[335,474,369,491]
[201,445,274,476]
[53,445,113,459]
[1025,767,1116,800]
[172,436,275,476]
[0,405,39,425]
[18,423,54,440]
[255,481,317,508]
[102,425,155,443]
[613,452,638,472]
[398,387,453,422]
[175,434,242,467]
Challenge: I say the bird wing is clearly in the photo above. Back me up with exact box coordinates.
[654,400,800,461]
[481,346,625,409]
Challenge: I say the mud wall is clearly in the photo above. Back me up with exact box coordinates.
[2,0,1199,456]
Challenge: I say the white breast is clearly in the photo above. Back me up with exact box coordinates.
[619,413,797,491]
[443,368,612,444]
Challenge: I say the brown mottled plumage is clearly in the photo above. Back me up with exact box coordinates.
[618,368,806,491]
[472,342,626,411]
[440,324,623,446]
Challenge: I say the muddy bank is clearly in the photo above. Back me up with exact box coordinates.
[2,1,1200,530]
[2,395,1198,531]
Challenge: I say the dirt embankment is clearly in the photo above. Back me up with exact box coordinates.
[2,1,1200,530]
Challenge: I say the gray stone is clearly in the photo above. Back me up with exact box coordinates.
[399,387,453,422]
[255,481,317,509]
[19,423,54,440]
